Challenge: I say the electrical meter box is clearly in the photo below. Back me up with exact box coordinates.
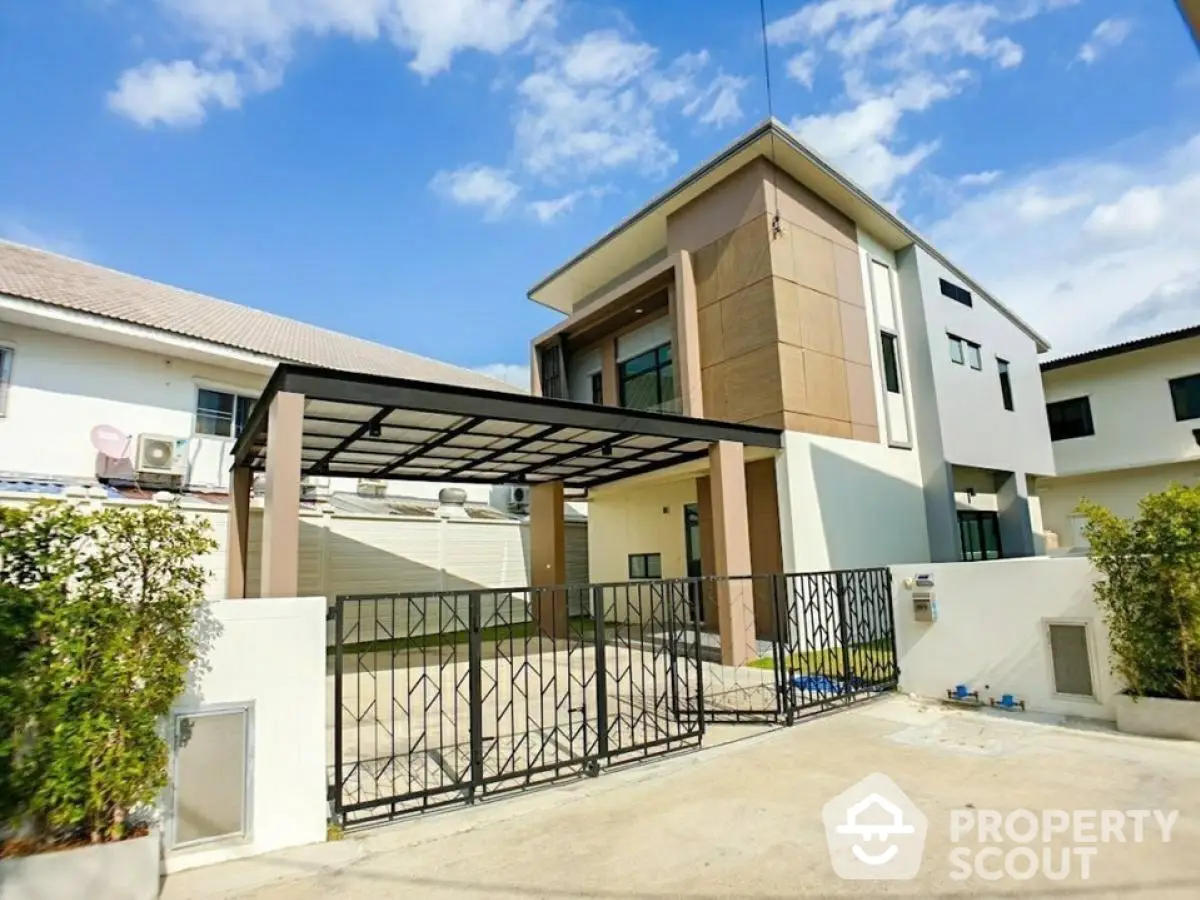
[911,574,937,622]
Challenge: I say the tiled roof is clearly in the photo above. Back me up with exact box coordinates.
[1041,324,1200,372]
[0,241,519,392]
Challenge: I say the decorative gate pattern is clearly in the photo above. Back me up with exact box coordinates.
[330,581,704,826]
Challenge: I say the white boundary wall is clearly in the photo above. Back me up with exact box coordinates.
[891,557,1120,720]
[165,596,328,874]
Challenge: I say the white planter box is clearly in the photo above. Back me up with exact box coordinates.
[1114,693,1200,742]
[0,830,160,900]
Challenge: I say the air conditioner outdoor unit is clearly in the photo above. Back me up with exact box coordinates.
[357,478,387,498]
[300,475,332,501]
[135,434,188,480]
[508,485,529,514]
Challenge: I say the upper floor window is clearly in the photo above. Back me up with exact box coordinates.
[1046,396,1094,441]
[619,343,674,412]
[939,278,973,308]
[948,334,982,370]
[539,344,565,399]
[590,371,603,405]
[997,358,1014,411]
[880,332,901,394]
[1169,373,1200,422]
[0,345,12,417]
[196,388,256,438]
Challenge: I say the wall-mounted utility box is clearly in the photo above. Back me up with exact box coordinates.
[909,574,937,622]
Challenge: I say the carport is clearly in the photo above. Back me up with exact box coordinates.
[226,363,782,666]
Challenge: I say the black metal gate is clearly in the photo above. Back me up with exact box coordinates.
[329,581,704,826]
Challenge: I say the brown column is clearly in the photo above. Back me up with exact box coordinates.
[601,341,619,406]
[530,342,542,396]
[225,465,253,599]
[709,441,757,666]
[673,250,704,417]
[261,390,304,599]
[529,480,568,637]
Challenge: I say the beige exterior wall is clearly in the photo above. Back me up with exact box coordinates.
[586,477,697,583]
[1038,460,1200,549]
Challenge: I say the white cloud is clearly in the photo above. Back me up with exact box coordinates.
[473,363,531,389]
[430,165,520,218]
[927,132,1200,354]
[106,59,242,127]
[769,0,1075,204]
[0,216,89,259]
[786,50,819,88]
[514,31,740,179]
[957,169,1001,187]
[1084,186,1166,237]
[109,0,558,125]
[1077,18,1133,65]
[527,186,606,222]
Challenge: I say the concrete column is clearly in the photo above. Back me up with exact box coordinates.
[997,470,1036,558]
[708,441,757,666]
[529,480,568,638]
[601,341,619,406]
[673,250,704,417]
[530,343,542,397]
[225,465,253,599]
[261,390,304,598]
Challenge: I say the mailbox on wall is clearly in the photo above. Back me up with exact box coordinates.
[905,573,937,623]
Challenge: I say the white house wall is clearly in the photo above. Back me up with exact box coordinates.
[1043,336,1200,477]
[0,321,495,503]
[586,477,697,583]
[775,430,930,571]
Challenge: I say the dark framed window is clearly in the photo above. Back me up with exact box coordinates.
[880,332,901,394]
[948,334,981,369]
[1046,396,1095,441]
[0,345,13,417]
[939,278,973,307]
[619,343,674,412]
[539,345,565,399]
[1169,373,1200,421]
[997,358,1014,411]
[628,553,662,579]
[196,388,256,438]
[590,371,603,405]
[958,511,1002,562]
[948,335,965,365]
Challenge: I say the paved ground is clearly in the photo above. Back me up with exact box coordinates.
[163,696,1200,899]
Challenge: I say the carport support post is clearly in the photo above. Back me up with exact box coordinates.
[709,441,757,667]
[261,390,305,598]
[530,480,569,638]
[225,465,252,599]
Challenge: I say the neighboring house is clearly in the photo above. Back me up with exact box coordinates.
[0,240,586,594]
[526,118,1055,614]
[1038,325,1200,549]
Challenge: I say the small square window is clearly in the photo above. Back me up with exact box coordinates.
[628,553,662,580]
[1047,396,1095,441]
[948,335,965,365]
[1169,373,1200,421]
[966,342,982,370]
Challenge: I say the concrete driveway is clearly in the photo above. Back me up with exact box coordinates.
[164,696,1200,898]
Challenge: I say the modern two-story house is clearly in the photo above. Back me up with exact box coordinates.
[1038,325,1200,549]
[527,120,1056,620]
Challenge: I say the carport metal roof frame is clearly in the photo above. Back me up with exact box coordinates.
[231,364,782,491]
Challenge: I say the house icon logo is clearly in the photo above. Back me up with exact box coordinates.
[823,773,928,880]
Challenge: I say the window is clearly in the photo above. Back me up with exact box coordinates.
[948,334,981,368]
[0,345,12,417]
[539,344,565,399]
[997,358,1014,411]
[1169,373,1200,421]
[880,332,901,394]
[628,553,662,579]
[948,335,965,365]
[196,388,256,438]
[1047,623,1095,698]
[619,343,674,412]
[958,511,1002,562]
[1046,396,1094,441]
[590,371,604,405]
[939,278,973,307]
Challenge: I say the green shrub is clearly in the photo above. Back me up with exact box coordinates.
[1079,484,1200,701]
[0,501,217,846]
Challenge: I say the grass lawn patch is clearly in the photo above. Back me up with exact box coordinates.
[747,639,893,674]
[334,615,594,656]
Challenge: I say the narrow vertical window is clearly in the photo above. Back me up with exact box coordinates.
[0,346,12,417]
[880,332,901,394]
[590,371,603,405]
[997,358,1014,411]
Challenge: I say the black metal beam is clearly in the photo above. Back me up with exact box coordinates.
[372,416,484,477]
[583,448,712,488]
[499,433,623,484]
[438,424,558,477]
[311,407,393,475]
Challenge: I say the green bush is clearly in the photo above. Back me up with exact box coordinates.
[1079,484,1200,702]
[0,501,216,847]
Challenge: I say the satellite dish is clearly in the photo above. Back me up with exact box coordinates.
[90,424,131,460]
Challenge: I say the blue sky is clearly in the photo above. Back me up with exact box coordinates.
[1,1,1197,384]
